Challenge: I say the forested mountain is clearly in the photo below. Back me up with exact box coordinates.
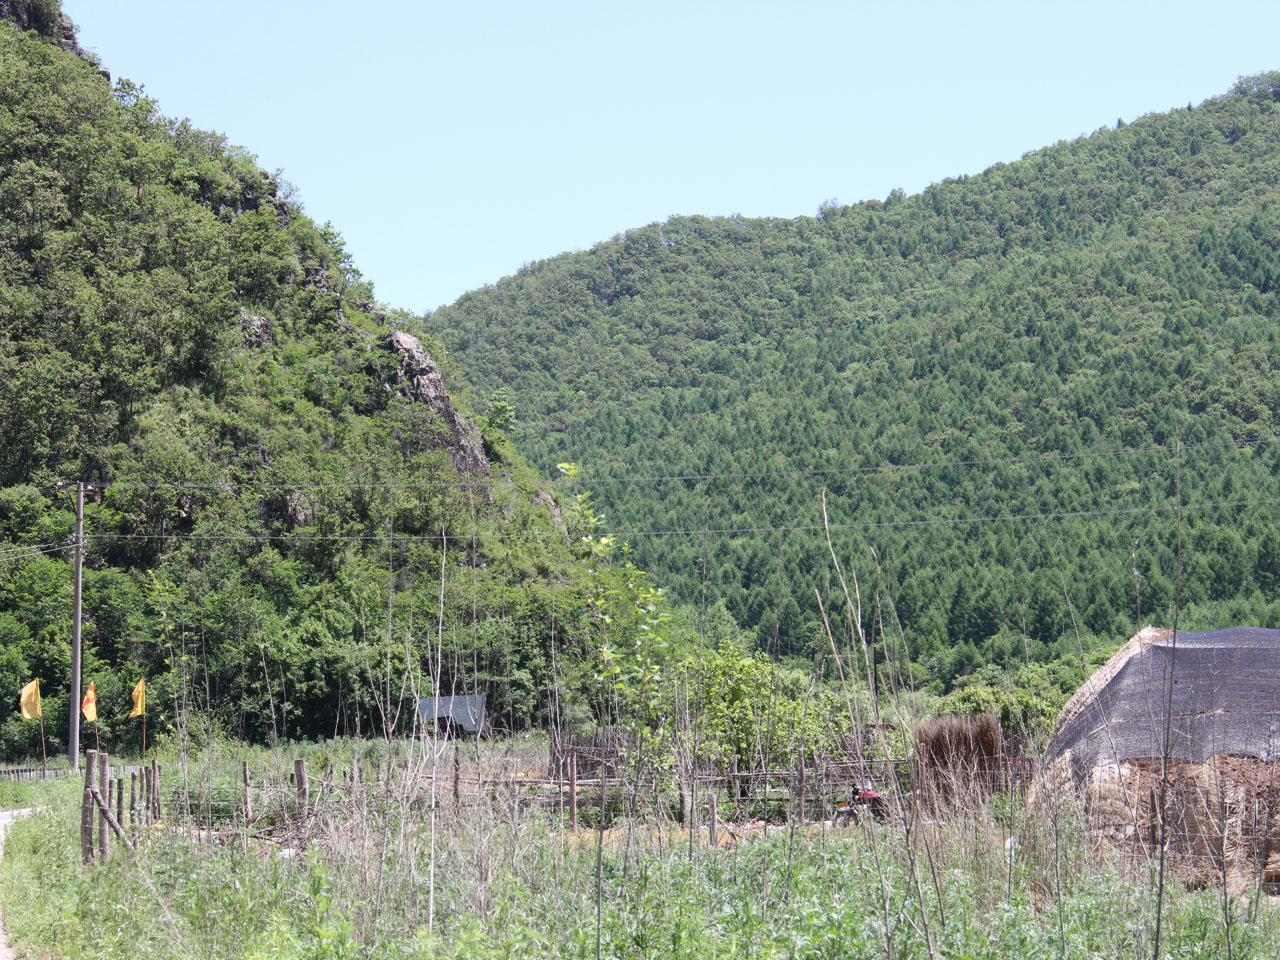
[423,74,1280,684]
[0,6,600,756]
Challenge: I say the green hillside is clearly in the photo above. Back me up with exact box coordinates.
[423,74,1280,682]
[0,9,596,756]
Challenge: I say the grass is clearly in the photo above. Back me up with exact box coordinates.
[0,740,1276,958]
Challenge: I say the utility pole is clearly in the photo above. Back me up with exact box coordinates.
[69,481,84,771]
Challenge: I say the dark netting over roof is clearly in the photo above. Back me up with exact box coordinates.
[1044,627,1280,781]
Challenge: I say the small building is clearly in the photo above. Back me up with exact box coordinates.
[419,695,486,734]
[1035,626,1280,888]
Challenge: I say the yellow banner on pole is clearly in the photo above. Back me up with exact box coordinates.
[19,679,40,720]
[130,677,145,717]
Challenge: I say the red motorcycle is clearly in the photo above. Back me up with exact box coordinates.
[835,782,890,824]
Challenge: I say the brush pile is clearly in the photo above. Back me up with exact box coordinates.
[914,712,1003,808]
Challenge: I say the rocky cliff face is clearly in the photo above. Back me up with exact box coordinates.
[381,331,491,479]
[0,0,93,64]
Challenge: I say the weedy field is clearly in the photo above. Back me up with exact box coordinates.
[0,735,1274,960]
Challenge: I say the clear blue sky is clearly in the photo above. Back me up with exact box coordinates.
[62,1,1280,315]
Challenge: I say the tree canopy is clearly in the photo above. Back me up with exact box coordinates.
[422,74,1280,685]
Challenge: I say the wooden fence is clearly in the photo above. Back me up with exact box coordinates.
[78,750,159,863]
[61,744,1045,864]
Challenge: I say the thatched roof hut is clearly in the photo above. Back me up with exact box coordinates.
[1035,626,1280,888]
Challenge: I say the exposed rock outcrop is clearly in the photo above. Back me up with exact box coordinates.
[535,490,567,536]
[239,308,274,347]
[303,265,332,292]
[353,299,387,324]
[380,332,490,478]
[1,1,103,74]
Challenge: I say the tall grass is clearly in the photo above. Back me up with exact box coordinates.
[1,751,1273,960]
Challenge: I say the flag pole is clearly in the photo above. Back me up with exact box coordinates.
[38,714,46,777]
[142,712,146,761]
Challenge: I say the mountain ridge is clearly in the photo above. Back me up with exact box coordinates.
[422,72,1280,680]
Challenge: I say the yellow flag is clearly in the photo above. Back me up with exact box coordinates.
[130,678,145,718]
[19,679,40,720]
[81,682,97,723]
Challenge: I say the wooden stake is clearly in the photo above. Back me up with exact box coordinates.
[115,776,123,829]
[88,785,135,851]
[97,752,109,860]
[130,771,137,828]
[295,758,308,818]
[709,793,718,847]
[242,760,252,823]
[81,749,95,864]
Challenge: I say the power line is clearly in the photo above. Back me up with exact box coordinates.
[561,435,1280,485]
[70,493,1280,546]
[0,543,69,564]
[0,541,62,556]
[69,434,1280,492]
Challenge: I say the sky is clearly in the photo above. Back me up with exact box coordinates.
[61,1,1280,315]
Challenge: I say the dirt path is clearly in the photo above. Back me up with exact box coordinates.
[0,809,32,960]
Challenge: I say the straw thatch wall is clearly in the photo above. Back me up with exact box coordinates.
[1032,626,1280,889]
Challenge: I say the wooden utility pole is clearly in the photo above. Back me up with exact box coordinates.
[69,482,84,770]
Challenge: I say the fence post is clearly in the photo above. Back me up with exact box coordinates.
[129,770,137,829]
[81,749,96,864]
[295,758,308,819]
[569,750,578,831]
[709,793,718,847]
[97,752,110,860]
[115,776,123,830]
[153,762,162,820]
